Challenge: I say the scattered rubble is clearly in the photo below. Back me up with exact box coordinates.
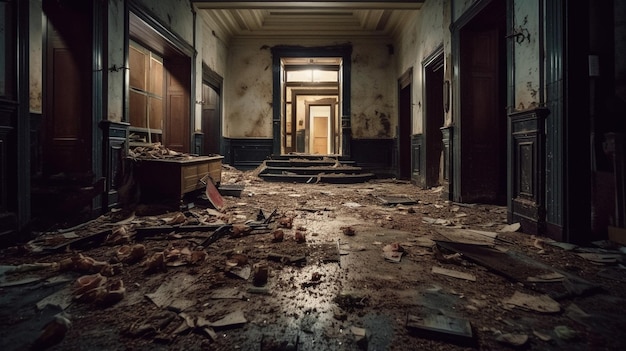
[1,167,626,351]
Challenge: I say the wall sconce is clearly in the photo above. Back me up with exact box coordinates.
[443,80,450,113]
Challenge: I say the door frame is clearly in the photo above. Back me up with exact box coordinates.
[451,0,508,204]
[126,1,195,152]
[305,98,337,155]
[422,45,444,188]
[398,68,412,180]
[201,63,223,156]
[271,45,352,156]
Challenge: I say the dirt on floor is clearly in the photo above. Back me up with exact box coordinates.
[1,167,626,351]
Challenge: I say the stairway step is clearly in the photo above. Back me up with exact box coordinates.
[259,172,375,184]
[265,159,356,167]
[261,166,362,175]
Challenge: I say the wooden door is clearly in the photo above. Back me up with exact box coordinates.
[312,116,329,154]
[398,84,412,179]
[425,60,444,187]
[42,0,92,176]
[460,22,506,204]
[165,60,190,152]
[201,83,221,155]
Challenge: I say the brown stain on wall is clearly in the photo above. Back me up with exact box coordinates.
[351,110,391,138]
[376,110,391,137]
[244,112,267,137]
[237,84,248,97]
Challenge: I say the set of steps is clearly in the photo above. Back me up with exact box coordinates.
[258,154,375,183]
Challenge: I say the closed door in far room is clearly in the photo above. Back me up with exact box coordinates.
[306,101,336,155]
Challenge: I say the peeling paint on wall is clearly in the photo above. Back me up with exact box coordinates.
[29,0,42,113]
[351,41,396,139]
[513,1,541,111]
[396,0,445,135]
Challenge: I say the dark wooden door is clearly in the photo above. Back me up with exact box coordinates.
[425,60,444,188]
[399,84,412,179]
[43,0,92,176]
[460,25,506,203]
[201,83,221,155]
[165,60,190,152]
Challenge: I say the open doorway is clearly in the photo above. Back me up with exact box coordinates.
[423,47,444,188]
[271,45,352,157]
[281,58,341,155]
[305,98,337,155]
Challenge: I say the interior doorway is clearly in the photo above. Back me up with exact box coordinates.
[424,47,444,188]
[201,82,221,155]
[280,58,341,155]
[458,0,507,204]
[271,46,352,157]
[306,99,337,155]
[398,71,412,180]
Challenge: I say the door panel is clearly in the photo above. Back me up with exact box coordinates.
[460,27,506,203]
[425,61,444,187]
[43,0,92,176]
[313,116,329,154]
[201,83,221,155]
[165,61,190,152]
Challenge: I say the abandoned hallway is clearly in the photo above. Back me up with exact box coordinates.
[1,166,626,350]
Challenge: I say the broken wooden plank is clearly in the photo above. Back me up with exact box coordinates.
[44,229,112,252]
[434,240,599,299]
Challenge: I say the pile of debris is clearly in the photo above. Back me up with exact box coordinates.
[128,143,195,161]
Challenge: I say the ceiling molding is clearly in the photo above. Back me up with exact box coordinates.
[193,2,422,42]
[193,1,425,10]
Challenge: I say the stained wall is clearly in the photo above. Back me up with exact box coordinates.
[223,38,397,139]
[395,0,446,135]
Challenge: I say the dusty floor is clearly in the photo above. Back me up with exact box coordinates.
[1,167,626,351]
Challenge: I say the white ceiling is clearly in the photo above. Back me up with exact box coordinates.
[192,1,424,41]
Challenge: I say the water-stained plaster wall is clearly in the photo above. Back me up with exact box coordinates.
[135,0,193,45]
[107,0,125,122]
[223,41,274,138]
[224,38,397,139]
[194,12,229,132]
[395,0,446,135]
[29,0,42,113]
[512,2,540,111]
[350,39,396,139]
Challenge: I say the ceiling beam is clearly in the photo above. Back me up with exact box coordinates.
[193,1,424,10]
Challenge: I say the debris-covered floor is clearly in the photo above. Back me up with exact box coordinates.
[2,167,626,350]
